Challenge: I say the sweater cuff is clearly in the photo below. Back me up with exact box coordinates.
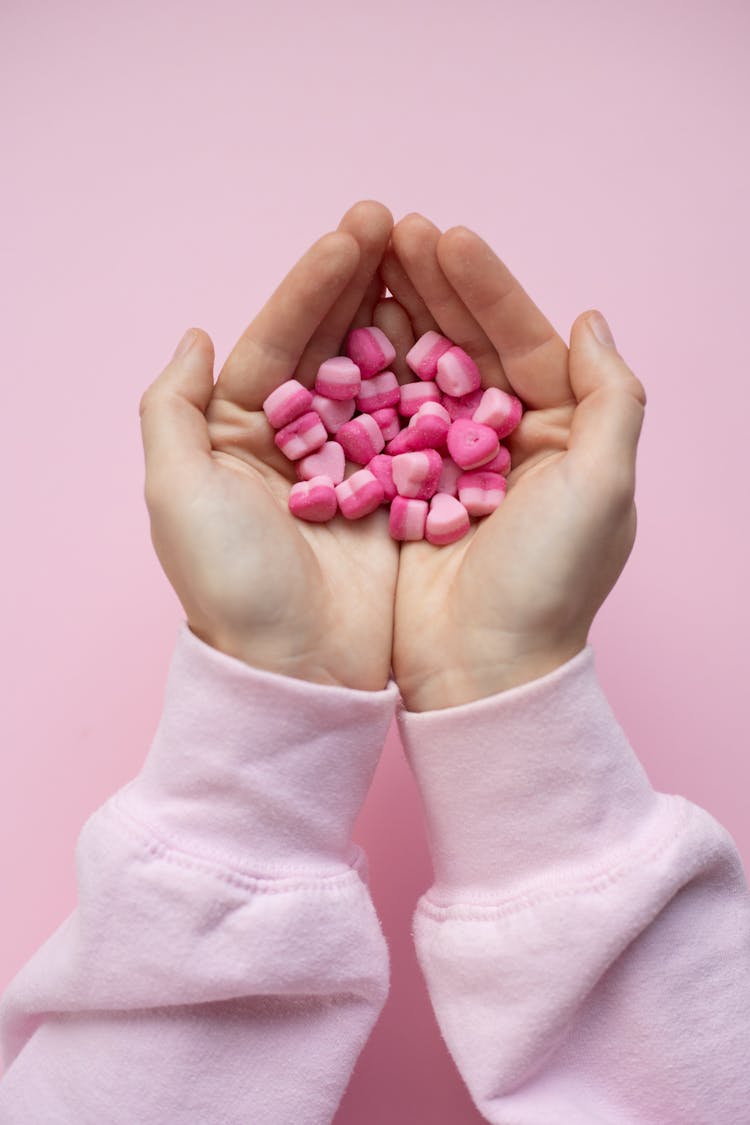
[113,622,398,874]
[396,645,660,894]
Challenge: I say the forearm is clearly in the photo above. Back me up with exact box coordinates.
[398,646,750,1123]
[0,624,397,1124]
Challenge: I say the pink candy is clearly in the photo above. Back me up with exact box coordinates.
[288,476,338,523]
[389,496,428,541]
[367,454,397,502]
[335,469,384,519]
[263,379,314,429]
[446,418,499,470]
[274,411,328,461]
[297,441,345,485]
[408,401,451,447]
[356,370,401,412]
[436,346,482,397]
[437,457,462,497]
[442,387,484,422]
[472,386,524,439]
[392,449,443,500]
[399,380,442,417]
[371,407,400,441]
[263,327,524,545]
[311,393,356,435]
[346,326,396,379]
[385,425,439,455]
[315,357,361,401]
[457,471,508,516]
[480,444,512,475]
[405,330,453,380]
[425,493,471,546]
[337,413,385,464]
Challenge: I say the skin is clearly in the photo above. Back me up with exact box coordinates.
[139,202,647,709]
[139,201,399,692]
[384,214,647,710]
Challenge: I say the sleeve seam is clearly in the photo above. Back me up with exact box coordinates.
[94,793,368,896]
[416,795,700,921]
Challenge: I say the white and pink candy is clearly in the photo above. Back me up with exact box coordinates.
[261,325,524,542]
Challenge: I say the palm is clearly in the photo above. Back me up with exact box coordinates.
[144,202,399,691]
[196,401,398,689]
[381,215,642,708]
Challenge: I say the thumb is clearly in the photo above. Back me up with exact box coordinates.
[566,310,647,500]
[139,328,215,491]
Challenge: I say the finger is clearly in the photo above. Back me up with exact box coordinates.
[436,226,572,409]
[295,199,394,384]
[391,213,509,391]
[566,311,647,499]
[348,269,386,331]
[215,231,360,410]
[139,328,215,491]
[372,297,416,384]
[379,244,438,337]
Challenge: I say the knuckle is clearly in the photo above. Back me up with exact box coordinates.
[138,388,154,420]
[608,465,636,510]
[628,374,648,407]
[143,474,166,512]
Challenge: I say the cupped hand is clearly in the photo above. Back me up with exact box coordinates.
[138,201,399,692]
[380,214,648,710]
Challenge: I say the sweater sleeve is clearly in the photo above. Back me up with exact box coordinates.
[0,623,397,1125]
[397,645,750,1125]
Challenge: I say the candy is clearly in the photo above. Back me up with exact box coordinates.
[336,414,386,464]
[472,387,524,439]
[389,496,428,541]
[367,454,398,502]
[408,401,451,447]
[296,441,345,485]
[435,346,482,397]
[399,381,442,417]
[335,469,385,519]
[263,379,314,429]
[274,411,328,461]
[346,326,396,379]
[437,457,462,497]
[315,357,361,401]
[481,445,512,475]
[311,393,356,435]
[446,418,499,470]
[288,476,338,522]
[392,449,443,500]
[441,387,484,422]
[457,471,508,516]
[273,327,524,541]
[370,407,400,442]
[356,370,401,413]
[425,493,471,546]
[385,426,439,455]
[405,331,453,381]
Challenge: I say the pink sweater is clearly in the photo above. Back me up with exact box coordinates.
[1,624,748,1123]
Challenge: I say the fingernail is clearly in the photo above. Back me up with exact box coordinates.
[588,311,616,350]
[172,328,197,360]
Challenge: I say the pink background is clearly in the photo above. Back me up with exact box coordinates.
[2,1,749,1119]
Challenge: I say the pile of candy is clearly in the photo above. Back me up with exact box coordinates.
[262,328,523,545]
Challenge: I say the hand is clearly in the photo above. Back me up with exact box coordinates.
[138,201,399,692]
[382,214,648,710]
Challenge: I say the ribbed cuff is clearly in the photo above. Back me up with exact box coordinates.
[115,622,398,874]
[397,646,660,894]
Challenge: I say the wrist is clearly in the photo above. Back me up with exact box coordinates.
[398,639,588,712]
[187,621,389,692]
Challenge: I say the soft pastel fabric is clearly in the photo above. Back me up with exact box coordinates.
[398,650,750,1122]
[1,629,749,1124]
[0,625,397,1124]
